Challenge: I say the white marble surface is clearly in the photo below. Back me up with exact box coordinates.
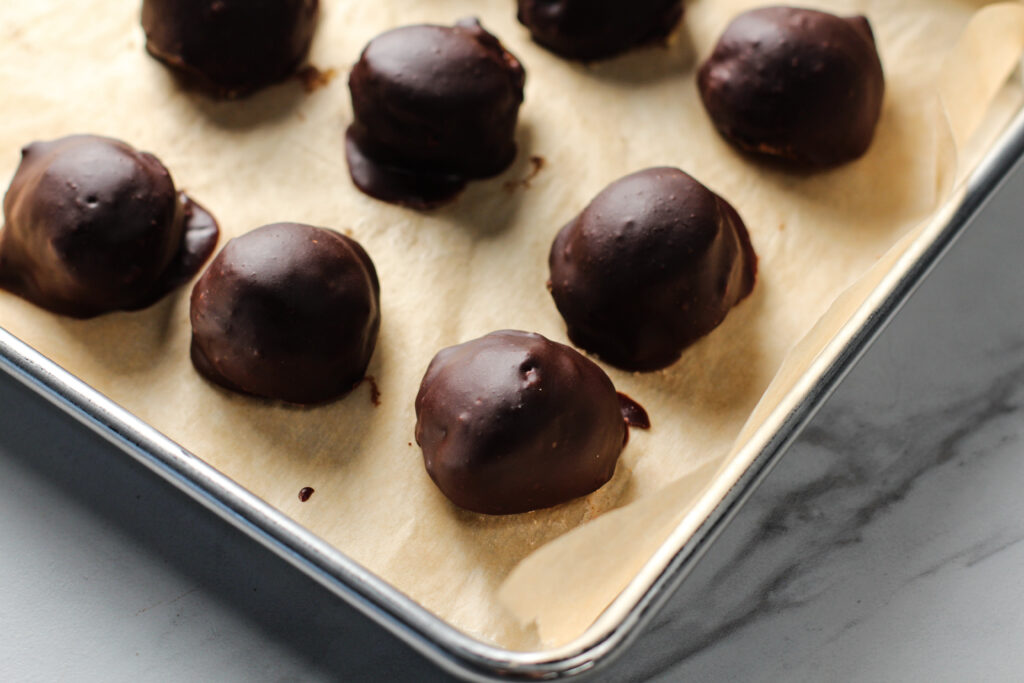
[1,158,1023,681]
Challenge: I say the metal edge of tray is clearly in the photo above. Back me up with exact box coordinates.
[2,107,1024,681]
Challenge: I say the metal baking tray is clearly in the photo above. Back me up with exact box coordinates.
[2,102,1023,680]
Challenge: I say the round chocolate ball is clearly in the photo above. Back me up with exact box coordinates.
[346,18,526,209]
[414,330,626,515]
[190,223,380,404]
[697,7,885,167]
[517,0,683,61]
[549,167,757,371]
[141,0,319,98]
[0,134,219,318]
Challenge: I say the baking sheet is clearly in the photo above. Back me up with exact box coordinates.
[1,0,1022,651]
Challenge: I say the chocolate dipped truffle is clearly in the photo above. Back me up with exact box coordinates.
[549,167,756,371]
[346,19,526,209]
[190,223,380,405]
[141,0,319,98]
[0,135,219,318]
[697,7,885,168]
[415,330,626,515]
[517,0,683,61]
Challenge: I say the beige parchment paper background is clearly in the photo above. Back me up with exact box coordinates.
[2,0,1023,651]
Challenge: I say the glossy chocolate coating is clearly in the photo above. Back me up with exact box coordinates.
[346,19,525,208]
[415,330,626,515]
[698,7,885,167]
[517,0,683,61]
[190,223,380,404]
[549,168,756,371]
[0,135,219,318]
[141,0,319,98]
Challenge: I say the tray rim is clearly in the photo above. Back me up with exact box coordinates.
[2,108,1024,683]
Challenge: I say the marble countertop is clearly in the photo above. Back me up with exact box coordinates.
[1,158,1023,681]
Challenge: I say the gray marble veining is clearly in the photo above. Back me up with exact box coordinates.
[605,158,1024,682]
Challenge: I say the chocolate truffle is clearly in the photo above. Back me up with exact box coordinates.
[141,0,319,98]
[190,223,380,404]
[549,167,756,371]
[415,330,626,515]
[517,0,683,61]
[0,134,219,318]
[346,19,526,209]
[697,7,885,167]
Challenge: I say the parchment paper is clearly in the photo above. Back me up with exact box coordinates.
[1,0,1022,651]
